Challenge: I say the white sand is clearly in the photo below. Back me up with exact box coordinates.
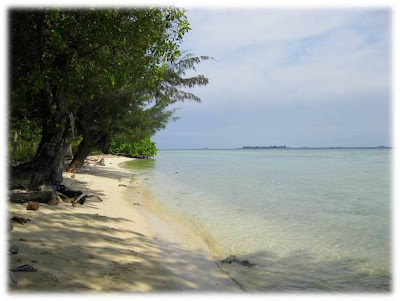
[8,155,241,292]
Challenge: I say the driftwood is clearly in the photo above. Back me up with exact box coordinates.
[95,158,105,166]
[10,181,62,205]
[57,192,74,203]
[10,191,53,204]
[57,192,70,200]
[73,194,102,203]
[57,185,82,198]
[9,180,102,207]
[72,193,103,205]
[73,193,87,205]
[10,183,82,205]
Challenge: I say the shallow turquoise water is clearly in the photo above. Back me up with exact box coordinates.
[122,149,391,292]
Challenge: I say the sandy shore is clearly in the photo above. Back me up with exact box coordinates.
[8,155,241,293]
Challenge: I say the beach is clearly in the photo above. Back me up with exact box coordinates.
[8,155,240,292]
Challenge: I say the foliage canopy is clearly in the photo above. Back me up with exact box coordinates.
[10,8,191,186]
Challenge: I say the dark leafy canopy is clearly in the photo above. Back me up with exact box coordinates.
[11,8,190,126]
[152,52,212,104]
[10,8,191,187]
[66,52,212,170]
[102,53,213,158]
[107,52,214,141]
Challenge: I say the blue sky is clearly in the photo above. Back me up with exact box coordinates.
[153,8,391,149]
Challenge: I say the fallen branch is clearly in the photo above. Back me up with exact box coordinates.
[57,192,70,200]
[95,158,105,166]
[57,192,74,203]
[10,191,53,204]
[57,185,82,198]
[73,193,87,205]
[72,193,103,205]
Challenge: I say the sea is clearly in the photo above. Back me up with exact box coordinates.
[121,149,391,292]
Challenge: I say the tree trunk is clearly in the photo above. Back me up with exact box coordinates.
[66,137,97,172]
[11,89,75,190]
[10,15,75,191]
[29,116,74,188]
[99,134,110,154]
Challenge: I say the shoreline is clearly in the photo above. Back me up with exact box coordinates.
[8,155,241,292]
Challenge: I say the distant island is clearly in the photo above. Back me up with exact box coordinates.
[241,146,287,149]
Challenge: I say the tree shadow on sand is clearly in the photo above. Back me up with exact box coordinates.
[8,163,239,293]
[8,208,241,292]
[70,164,137,182]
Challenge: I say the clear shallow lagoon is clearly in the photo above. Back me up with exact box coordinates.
[122,149,391,292]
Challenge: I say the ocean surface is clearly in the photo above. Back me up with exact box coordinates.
[121,149,391,292]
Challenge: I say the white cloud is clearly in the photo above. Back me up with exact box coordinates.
[181,9,390,105]
[183,9,364,57]
[155,8,391,148]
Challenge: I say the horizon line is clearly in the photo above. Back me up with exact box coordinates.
[158,146,392,150]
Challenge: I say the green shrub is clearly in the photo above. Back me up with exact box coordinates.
[108,137,157,158]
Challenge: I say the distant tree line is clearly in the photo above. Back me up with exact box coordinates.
[10,8,211,190]
[242,146,287,149]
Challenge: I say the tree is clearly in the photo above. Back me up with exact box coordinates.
[67,53,212,171]
[66,91,169,170]
[108,136,157,158]
[10,8,190,189]
[132,137,158,158]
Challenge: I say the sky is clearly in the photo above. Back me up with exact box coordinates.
[152,8,392,149]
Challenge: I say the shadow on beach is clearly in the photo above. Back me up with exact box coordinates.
[73,164,137,182]
[9,211,237,292]
[8,163,238,293]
